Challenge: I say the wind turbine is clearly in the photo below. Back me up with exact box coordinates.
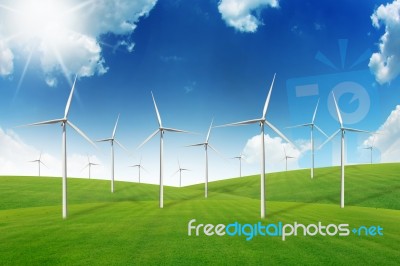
[82,155,99,179]
[171,159,190,187]
[232,153,244,177]
[216,73,295,218]
[287,99,328,178]
[96,114,129,193]
[29,152,47,176]
[186,119,223,198]
[22,76,96,219]
[283,145,294,172]
[363,135,376,164]
[137,91,190,208]
[129,156,148,183]
[318,92,369,208]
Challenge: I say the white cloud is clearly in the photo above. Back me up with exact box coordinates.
[369,0,400,84]
[361,105,400,162]
[218,0,279,33]
[0,0,158,84]
[0,40,13,76]
[0,126,107,178]
[242,134,301,172]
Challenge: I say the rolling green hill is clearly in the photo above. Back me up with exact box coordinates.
[0,163,399,265]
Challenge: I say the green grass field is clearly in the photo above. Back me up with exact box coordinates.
[1,163,399,265]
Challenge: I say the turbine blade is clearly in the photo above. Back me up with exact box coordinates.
[141,165,150,174]
[262,73,276,119]
[81,164,89,171]
[137,129,159,149]
[178,158,181,169]
[208,144,226,160]
[318,129,341,150]
[163,127,191,133]
[215,118,261,128]
[96,138,112,142]
[41,161,48,168]
[114,139,130,153]
[64,75,78,119]
[314,124,329,138]
[283,145,287,157]
[286,123,312,129]
[112,113,120,139]
[312,98,320,123]
[19,118,64,127]
[151,91,162,127]
[67,121,97,148]
[264,120,296,148]
[343,127,370,133]
[170,169,180,177]
[206,118,214,142]
[332,93,343,127]
[185,143,205,147]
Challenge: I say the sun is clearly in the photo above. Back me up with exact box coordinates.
[12,0,74,42]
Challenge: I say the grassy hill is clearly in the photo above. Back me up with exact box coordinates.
[0,163,399,265]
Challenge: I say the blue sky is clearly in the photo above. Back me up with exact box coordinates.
[1,0,400,186]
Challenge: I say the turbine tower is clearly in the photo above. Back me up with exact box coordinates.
[96,114,129,193]
[29,152,47,176]
[186,119,221,198]
[287,99,327,178]
[216,73,295,218]
[82,155,99,179]
[23,76,96,219]
[129,156,147,183]
[283,145,294,172]
[171,159,189,187]
[232,153,244,177]
[319,92,369,208]
[138,91,190,208]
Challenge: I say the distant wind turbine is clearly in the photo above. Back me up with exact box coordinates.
[232,153,244,177]
[82,155,99,179]
[138,91,190,208]
[171,159,189,187]
[318,92,369,208]
[29,152,47,176]
[96,114,129,193]
[216,73,295,218]
[287,99,328,178]
[363,135,376,165]
[283,145,294,172]
[22,76,96,219]
[186,119,222,198]
[129,156,148,183]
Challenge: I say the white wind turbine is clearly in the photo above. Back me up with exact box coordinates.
[186,119,222,198]
[23,76,96,219]
[29,152,47,176]
[96,114,129,193]
[287,99,328,178]
[363,135,376,165]
[129,156,148,183]
[171,159,190,187]
[318,92,369,208]
[232,153,244,177]
[283,145,294,172]
[138,91,190,208]
[82,155,99,179]
[216,73,295,218]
